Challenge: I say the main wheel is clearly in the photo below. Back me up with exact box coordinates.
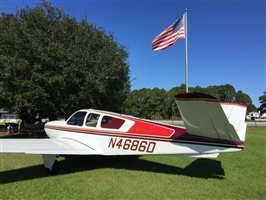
[50,160,60,174]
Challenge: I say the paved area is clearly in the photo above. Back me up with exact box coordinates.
[246,121,266,127]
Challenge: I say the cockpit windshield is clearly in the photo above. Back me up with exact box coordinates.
[67,111,87,126]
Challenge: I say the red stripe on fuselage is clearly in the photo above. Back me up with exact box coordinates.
[44,124,185,140]
[127,120,177,138]
[80,112,186,139]
[44,125,243,149]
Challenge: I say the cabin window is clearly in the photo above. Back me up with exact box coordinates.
[86,113,100,127]
[101,116,125,129]
[67,111,87,126]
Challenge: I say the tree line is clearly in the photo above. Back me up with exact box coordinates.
[124,84,257,120]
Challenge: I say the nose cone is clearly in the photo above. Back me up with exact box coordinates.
[44,120,66,138]
[45,120,66,127]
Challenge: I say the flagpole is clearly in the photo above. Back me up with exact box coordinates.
[185,9,189,93]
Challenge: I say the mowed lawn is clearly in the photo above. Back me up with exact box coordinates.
[0,127,265,200]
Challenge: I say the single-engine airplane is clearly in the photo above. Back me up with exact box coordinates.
[0,93,247,172]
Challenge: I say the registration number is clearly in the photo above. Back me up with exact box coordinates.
[108,138,156,153]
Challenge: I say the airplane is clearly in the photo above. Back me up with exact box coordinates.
[0,92,247,172]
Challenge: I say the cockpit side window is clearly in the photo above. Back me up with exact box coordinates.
[101,116,125,129]
[67,111,87,126]
[86,113,100,127]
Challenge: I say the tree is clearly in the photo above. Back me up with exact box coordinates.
[125,84,256,119]
[125,84,188,120]
[206,84,236,102]
[259,91,266,114]
[0,2,130,123]
[166,84,187,119]
[235,90,256,112]
[193,85,256,112]
[125,88,168,119]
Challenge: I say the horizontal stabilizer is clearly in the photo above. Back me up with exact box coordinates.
[0,138,98,155]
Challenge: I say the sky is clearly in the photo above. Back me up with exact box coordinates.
[1,0,265,106]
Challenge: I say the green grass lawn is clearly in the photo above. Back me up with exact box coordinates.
[0,127,265,200]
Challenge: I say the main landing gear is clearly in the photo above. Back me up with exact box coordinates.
[42,154,59,173]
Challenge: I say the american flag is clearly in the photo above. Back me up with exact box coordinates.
[152,15,185,51]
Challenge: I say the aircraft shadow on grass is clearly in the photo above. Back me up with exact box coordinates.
[0,156,225,184]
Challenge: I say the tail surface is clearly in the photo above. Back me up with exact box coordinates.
[220,103,247,142]
[175,92,247,145]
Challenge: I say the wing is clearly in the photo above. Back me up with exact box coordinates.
[0,138,98,155]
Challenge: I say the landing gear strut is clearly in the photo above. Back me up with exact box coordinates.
[42,154,59,172]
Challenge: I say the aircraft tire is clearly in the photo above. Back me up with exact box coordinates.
[50,160,60,174]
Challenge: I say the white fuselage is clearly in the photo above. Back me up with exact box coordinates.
[45,109,242,157]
